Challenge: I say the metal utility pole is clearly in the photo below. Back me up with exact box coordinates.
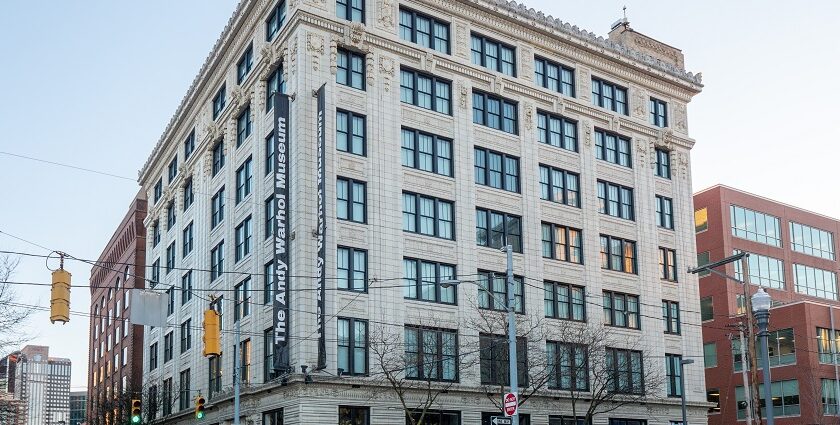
[679,359,694,425]
[234,298,241,425]
[752,288,774,425]
[738,328,753,425]
[504,244,519,425]
[740,256,762,424]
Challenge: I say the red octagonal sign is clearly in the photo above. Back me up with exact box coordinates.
[503,392,518,416]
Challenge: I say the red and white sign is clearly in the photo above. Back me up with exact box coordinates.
[503,392,518,417]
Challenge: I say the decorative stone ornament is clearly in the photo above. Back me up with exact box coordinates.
[457,80,468,109]
[377,0,395,30]
[582,119,592,146]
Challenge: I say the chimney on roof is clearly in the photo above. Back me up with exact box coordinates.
[607,14,685,70]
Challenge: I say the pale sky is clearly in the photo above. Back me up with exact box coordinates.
[0,0,837,391]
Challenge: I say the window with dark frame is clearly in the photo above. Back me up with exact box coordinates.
[180,318,192,353]
[609,420,647,425]
[650,97,668,127]
[183,178,194,211]
[477,270,524,313]
[184,129,195,159]
[237,44,254,84]
[210,241,224,282]
[266,66,286,111]
[537,111,578,152]
[402,192,454,240]
[149,342,158,370]
[603,291,640,329]
[474,147,519,193]
[655,148,671,179]
[236,106,252,147]
[167,156,178,183]
[153,178,163,204]
[265,1,286,41]
[656,195,674,229]
[401,127,452,177]
[475,208,522,253]
[151,258,160,286]
[546,341,589,390]
[265,196,276,240]
[166,201,176,230]
[181,271,192,305]
[400,68,452,115]
[404,326,458,381]
[263,261,274,305]
[534,56,575,97]
[209,354,222,398]
[212,140,225,175]
[337,246,367,292]
[599,234,637,274]
[166,242,175,273]
[549,416,588,425]
[479,333,527,385]
[471,33,516,76]
[212,85,226,120]
[541,222,583,264]
[162,378,172,416]
[595,129,632,167]
[337,48,365,90]
[235,157,253,203]
[336,109,366,156]
[399,7,450,54]
[597,180,634,220]
[403,258,456,304]
[337,318,367,375]
[211,187,225,228]
[163,332,173,363]
[659,247,677,281]
[234,216,252,262]
[700,296,714,321]
[338,406,370,425]
[544,281,585,321]
[538,164,580,207]
[337,177,366,223]
[662,300,681,335]
[665,354,683,397]
[473,90,518,134]
[591,77,628,115]
[265,132,275,174]
[336,0,364,22]
[178,368,191,411]
[234,278,251,321]
[263,328,278,382]
[605,348,645,394]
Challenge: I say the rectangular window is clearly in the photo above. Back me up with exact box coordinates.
[181,271,192,305]
[337,48,365,90]
[591,77,628,115]
[399,68,451,115]
[603,291,640,329]
[167,156,178,183]
[665,354,682,397]
[538,164,580,207]
[239,339,251,384]
[336,0,364,22]
[697,251,711,277]
[163,332,173,363]
[659,247,677,281]
[337,247,367,291]
[336,110,366,156]
[541,222,583,264]
[480,334,527,386]
[178,368,191,410]
[656,195,674,229]
[149,342,158,370]
[700,296,714,321]
[534,57,574,97]
[237,44,254,84]
[162,378,172,416]
[549,417,587,425]
[153,178,163,204]
[236,107,252,147]
[402,192,454,240]
[536,111,577,152]
[594,129,632,167]
[544,281,585,321]
[404,327,458,381]
[265,133,276,176]
[403,258,456,304]
[599,235,637,274]
[546,341,588,391]
[210,241,224,282]
[265,196,276,240]
[662,300,680,335]
[695,208,708,233]
[183,178,193,210]
[266,66,286,111]
[476,208,522,253]
[151,258,160,286]
[184,129,195,159]
[339,407,370,425]
[605,348,644,394]
[234,216,252,262]
[704,342,717,368]
[707,389,721,413]
[264,328,278,382]
[399,7,450,53]
[166,201,176,231]
[212,140,225,176]
[733,250,784,289]
[264,261,274,305]
[817,327,840,364]
[212,85,226,120]
[649,97,668,127]
[478,270,524,313]
[234,278,251,321]
[166,242,176,273]
[337,177,366,223]
[401,128,453,177]
[235,157,253,203]
[793,263,838,300]
[337,317,367,375]
[472,90,518,134]
[474,147,519,192]
[180,318,192,353]
[209,354,222,398]
[790,221,835,260]
[597,181,634,220]
[471,33,516,76]
[211,186,225,228]
[730,205,781,247]
[735,380,799,419]
[823,379,839,414]
[265,1,286,41]
[655,148,671,179]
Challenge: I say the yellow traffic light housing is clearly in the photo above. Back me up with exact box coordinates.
[195,395,206,419]
[130,399,141,423]
[203,309,221,357]
[50,263,71,324]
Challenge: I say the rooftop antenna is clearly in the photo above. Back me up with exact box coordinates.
[623,5,627,20]
[612,6,630,30]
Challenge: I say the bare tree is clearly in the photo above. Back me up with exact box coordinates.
[0,256,33,354]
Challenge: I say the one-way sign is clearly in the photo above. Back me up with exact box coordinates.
[490,417,512,425]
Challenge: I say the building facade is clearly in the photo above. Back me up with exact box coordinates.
[12,345,71,425]
[695,185,840,425]
[70,391,87,425]
[86,192,147,424]
[137,0,704,424]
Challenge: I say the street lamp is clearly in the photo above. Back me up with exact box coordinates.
[751,287,774,425]
[679,359,694,425]
[441,245,519,425]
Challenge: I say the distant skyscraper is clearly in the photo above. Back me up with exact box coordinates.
[69,391,86,425]
[13,345,71,425]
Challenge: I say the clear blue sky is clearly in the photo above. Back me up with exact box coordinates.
[0,0,837,391]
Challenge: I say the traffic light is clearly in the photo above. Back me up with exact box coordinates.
[130,399,141,423]
[203,309,221,357]
[195,395,206,419]
[49,261,71,324]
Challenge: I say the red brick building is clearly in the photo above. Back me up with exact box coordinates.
[87,192,147,425]
[695,185,840,425]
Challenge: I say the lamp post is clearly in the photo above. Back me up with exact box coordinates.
[680,359,694,425]
[442,245,518,425]
[751,287,774,425]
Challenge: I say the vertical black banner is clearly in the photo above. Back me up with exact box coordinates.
[273,93,291,374]
[315,84,327,370]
